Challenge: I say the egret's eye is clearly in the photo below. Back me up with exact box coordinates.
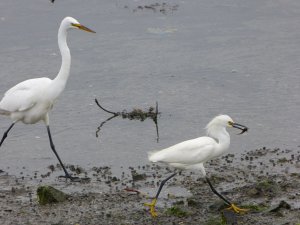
[228,121,233,126]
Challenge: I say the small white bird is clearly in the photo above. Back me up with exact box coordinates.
[144,115,248,217]
[0,17,95,181]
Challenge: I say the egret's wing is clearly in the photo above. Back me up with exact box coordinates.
[0,78,50,112]
[0,88,35,112]
[148,137,216,165]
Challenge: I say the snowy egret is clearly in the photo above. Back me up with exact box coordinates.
[144,115,248,217]
[0,17,95,181]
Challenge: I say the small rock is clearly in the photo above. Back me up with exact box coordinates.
[37,186,69,205]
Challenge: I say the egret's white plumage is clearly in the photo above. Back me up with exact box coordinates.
[0,17,95,124]
[148,115,235,175]
[0,17,95,180]
[0,77,54,123]
[145,115,248,217]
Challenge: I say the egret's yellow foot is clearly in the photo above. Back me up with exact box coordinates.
[144,198,158,217]
[226,203,249,214]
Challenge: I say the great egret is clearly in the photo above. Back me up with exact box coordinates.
[0,17,95,181]
[144,115,248,217]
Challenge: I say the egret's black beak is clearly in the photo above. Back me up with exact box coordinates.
[232,123,248,135]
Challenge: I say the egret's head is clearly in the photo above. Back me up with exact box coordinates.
[206,115,248,134]
[61,17,96,33]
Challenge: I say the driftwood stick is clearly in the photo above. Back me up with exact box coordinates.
[154,101,159,142]
[96,114,118,138]
[95,98,119,116]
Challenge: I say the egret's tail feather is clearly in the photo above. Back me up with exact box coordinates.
[147,150,159,162]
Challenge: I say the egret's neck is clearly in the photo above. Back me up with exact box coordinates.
[54,26,71,85]
[207,126,230,154]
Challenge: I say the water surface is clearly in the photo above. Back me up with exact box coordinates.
[0,0,299,177]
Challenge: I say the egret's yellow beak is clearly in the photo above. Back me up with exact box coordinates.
[71,23,96,33]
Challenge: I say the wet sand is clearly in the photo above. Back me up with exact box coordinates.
[0,147,299,225]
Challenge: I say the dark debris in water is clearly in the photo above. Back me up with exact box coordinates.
[123,2,179,15]
[95,98,160,142]
[95,98,159,121]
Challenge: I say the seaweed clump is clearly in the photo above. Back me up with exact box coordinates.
[95,98,160,142]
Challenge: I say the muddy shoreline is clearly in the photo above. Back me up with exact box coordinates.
[0,146,299,225]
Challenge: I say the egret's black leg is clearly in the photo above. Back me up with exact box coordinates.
[206,177,231,205]
[0,123,15,147]
[46,125,79,181]
[155,172,177,199]
[206,177,249,214]
[145,172,177,217]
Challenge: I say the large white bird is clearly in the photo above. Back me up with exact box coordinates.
[144,115,248,217]
[0,17,95,181]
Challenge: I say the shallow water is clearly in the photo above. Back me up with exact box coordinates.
[0,0,299,177]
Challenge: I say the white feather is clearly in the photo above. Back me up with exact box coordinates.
[0,17,94,125]
[147,115,243,175]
